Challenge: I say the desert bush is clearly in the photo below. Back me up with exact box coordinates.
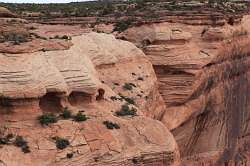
[123,83,133,90]
[115,104,137,116]
[123,97,135,105]
[60,107,72,119]
[110,96,119,101]
[103,121,120,129]
[38,113,57,125]
[0,136,9,145]
[54,137,70,150]
[14,136,31,153]
[117,93,135,105]
[73,112,88,122]
[113,18,135,32]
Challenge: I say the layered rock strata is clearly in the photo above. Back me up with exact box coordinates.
[0,33,179,166]
[120,15,250,165]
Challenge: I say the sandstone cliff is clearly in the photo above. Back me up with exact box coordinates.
[0,32,179,166]
[119,14,250,165]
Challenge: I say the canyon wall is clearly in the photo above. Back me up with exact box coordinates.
[121,15,250,165]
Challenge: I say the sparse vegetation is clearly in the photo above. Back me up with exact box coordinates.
[115,104,137,116]
[0,32,29,45]
[122,96,135,105]
[123,97,135,105]
[54,137,70,150]
[60,107,72,119]
[37,109,89,125]
[73,112,88,122]
[0,134,13,145]
[110,96,122,101]
[123,83,133,91]
[38,113,57,125]
[103,121,120,129]
[14,136,31,153]
[111,93,136,105]
[113,18,135,32]
[0,133,30,153]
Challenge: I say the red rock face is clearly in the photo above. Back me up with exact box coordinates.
[0,32,180,166]
[1,4,250,165]
[121,14,250,165]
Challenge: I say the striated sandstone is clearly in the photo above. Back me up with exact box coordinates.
[0,32,180,166]
[121,14,250,165]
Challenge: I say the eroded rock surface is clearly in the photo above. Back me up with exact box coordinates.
[121,14,250,165]
[0,32,179,166]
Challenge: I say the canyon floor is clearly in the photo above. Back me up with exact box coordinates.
[0,1,250,166]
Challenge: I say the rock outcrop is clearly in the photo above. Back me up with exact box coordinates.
[0,21,73,54]
[0,32,179,166]
[0,7,16,18]
[120,14,250,165]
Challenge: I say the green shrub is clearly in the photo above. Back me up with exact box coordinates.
[73,112,88,122]
[21,145,31,153]
[115,104,137,116]
[123,97,135,105]
[118,93,135,105]
[61,107,72,119]
[129,83,136,88]
[110,96,119,101]
[110,96,123,101]
[123,83,133,91]
[54,137,70,150]
[113,18,135,32]
[0,137,9,145]
[103,121,120,129]
[14,136,31,153]
[38,113,57,125]
[14,136,27,147]
[0,133,14,145]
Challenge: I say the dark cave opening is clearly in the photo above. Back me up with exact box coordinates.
[39,92,63,113]
[96,88,105,101]
[68,91,92,106]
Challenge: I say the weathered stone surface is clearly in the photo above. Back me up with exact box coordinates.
[0,32,179,166]
[121,14,250,165]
